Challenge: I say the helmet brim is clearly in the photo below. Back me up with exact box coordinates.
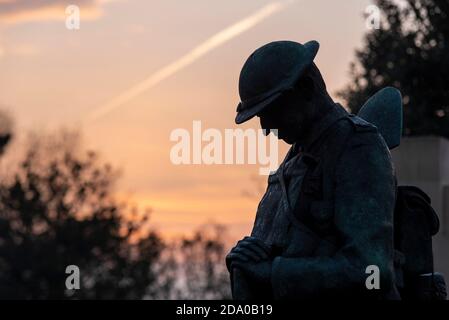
[235,40,319,125]
[235,91,283,124]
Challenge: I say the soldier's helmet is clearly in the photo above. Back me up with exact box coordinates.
[235,40,320,124]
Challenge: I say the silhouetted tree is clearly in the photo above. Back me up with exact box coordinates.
[0,121,232,299]
[338,0,449,137]
[0,110,12,155]
[0,130,164,299]
[161,225,231,300]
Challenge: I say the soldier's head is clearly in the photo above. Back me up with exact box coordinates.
[235,40,334,145]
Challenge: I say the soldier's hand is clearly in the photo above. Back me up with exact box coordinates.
[226,236,271,272]
[231,259,272,286]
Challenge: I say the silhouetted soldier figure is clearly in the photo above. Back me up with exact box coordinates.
[226,40,400,299]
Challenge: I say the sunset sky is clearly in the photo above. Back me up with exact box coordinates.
[0,0,372,240]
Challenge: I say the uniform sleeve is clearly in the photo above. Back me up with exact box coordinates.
[271,131,397,299]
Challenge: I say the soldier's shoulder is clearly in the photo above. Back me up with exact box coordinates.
[330,114,377,138]
[346,114,378,133]
[343,115,389,152]
[330,114,380,144]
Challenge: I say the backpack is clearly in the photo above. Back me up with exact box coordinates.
[394,185,447,300]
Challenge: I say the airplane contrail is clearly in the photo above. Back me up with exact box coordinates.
[86,0,296,123]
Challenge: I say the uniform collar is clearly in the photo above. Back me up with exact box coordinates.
[299,103,348,152]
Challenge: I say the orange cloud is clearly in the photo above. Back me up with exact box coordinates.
[0,0,110,24]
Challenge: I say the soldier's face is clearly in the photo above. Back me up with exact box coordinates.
[257,86,312,145]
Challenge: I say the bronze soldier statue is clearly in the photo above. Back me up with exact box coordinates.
[226,40,401,299]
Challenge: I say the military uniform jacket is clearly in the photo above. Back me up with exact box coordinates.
[239,104,398,299]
